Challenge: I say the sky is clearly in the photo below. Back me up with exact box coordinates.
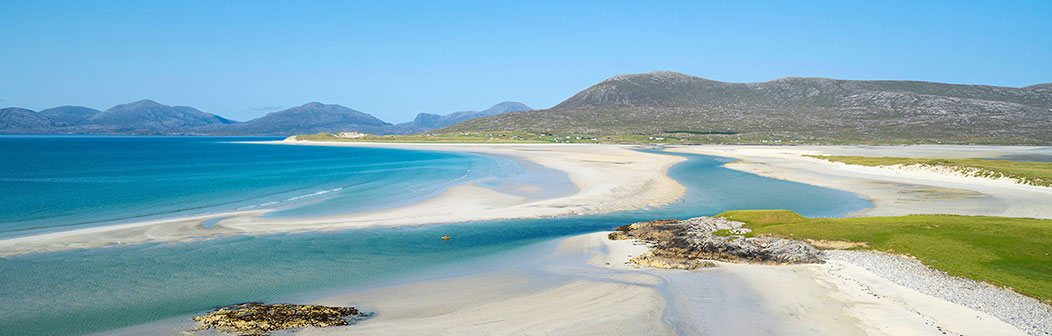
[1,1,1050,122]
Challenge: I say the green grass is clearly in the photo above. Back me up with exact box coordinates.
[717,210,1052,302]
[807,155,1052,187]
[290,131,752,144]
[293,131,548,143]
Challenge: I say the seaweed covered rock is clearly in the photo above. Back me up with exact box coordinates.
[191,302,368,335]
[610,216,823,268]
[629,254,717,269]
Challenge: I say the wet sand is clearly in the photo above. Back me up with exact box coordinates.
[277,232,1025,335]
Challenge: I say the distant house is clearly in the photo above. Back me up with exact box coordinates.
[336,131,368,138]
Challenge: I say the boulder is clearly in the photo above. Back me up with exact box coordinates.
[191,302,368,335]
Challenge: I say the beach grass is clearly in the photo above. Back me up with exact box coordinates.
[806,155,1052,187]
[294,131,549,143]
[293,131,1037,145]
[291,131,718,144]
[717,210,1052,302]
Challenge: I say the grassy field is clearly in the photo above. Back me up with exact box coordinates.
[291,131,753,144]
[717,210,1052,302]
[290,131,1041,145]
[807,155,1052,187]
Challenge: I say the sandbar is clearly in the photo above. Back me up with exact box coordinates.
[0,142,685,256]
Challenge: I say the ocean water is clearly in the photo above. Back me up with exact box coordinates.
[0,135,562,237]
[0,137,870,335]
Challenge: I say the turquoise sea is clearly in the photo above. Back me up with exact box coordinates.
[0,136,870,335]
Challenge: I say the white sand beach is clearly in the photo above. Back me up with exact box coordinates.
[51,144,1051,335]
[0,142,685,256]
[281,232,1028,336]
[668,145,1052,219]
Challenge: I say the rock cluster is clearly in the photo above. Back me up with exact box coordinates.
[630,254,716,270]
[191,302,367,335]
[610,216,823,269]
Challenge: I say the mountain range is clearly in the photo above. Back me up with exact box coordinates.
[5,71,1050,143]
[385,101,531,134]
[440,71,1052,144]
[0,100,530,136]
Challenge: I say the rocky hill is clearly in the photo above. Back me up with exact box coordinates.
[90,100,236,133]
[1,100,526,136]
[203,102,390,135]
[386,101,531,134]
[0,100,235,134]
[440,71,1052,144]
[38,106,102,125]
[0,107,59,131]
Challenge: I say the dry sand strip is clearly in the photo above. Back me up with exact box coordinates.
[0,143,685,256]
[285,232,1026,336]
[668,145,1052,219]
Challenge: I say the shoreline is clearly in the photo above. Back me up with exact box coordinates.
[667,145,1052,219]
[302,232,1040,335]
[122,231,1030,335]
[0,142,686,257]
[19,143,1049,335]
[9,143,1049,257]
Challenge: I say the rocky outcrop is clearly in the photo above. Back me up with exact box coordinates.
[609,216,823,269]
[629,254,716,270]
[191,302,368,335]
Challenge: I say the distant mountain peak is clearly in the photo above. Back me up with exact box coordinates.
[0,107,58,130]
[770,76,833,82]
[38,106,102,125]
[127,99,162,106]
[1024,83,1052,90]
[394,101,531,133]
[207,101,390,136]
[482,101,531,114]
[606,71,696,82]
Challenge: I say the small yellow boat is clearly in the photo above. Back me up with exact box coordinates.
[441,236,452,240]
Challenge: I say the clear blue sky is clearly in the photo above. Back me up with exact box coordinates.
[2,0,1050,122]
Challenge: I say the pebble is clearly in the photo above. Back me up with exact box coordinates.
[825,250,1052,336]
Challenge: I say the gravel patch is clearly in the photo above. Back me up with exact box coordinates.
[824,250,1051,336]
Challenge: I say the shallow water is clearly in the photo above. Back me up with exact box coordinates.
[0,135,562,237]
[993,153,1052,163]
[0,138,870,335]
